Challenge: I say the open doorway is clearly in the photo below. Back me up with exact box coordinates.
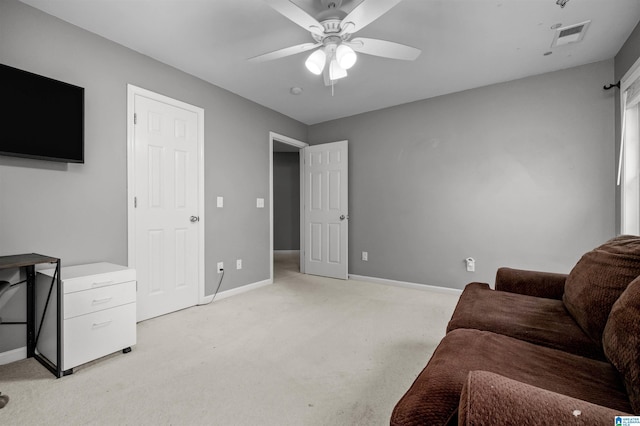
[269,132,307,283]
[269,132,350,282]
[273,141,301,279]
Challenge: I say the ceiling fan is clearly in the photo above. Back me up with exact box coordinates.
[249,0,421,86]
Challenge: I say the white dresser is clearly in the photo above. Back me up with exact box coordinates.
[37,262,136,374]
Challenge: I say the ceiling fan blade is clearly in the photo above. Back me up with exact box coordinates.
[248,42,321,63]
[347,37,421,61]
[265,0,325,36]
[340,0,403,34]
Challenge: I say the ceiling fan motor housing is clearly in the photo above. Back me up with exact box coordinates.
[312,19,351,44]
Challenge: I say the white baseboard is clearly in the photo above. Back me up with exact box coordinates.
[348,274,463,295]
[0,346,26,365]
[274,250,300,255]
[199,279,273,304]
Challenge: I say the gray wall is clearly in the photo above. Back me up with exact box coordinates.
[0,0,306,352]
[0,0,632,356]
[615,21,640,82]
[273,152,300,251]
[614,20,640,233]
[309,60,616,290]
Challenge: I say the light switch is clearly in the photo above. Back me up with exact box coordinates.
[257,198,264,208]
[217,196,223,208]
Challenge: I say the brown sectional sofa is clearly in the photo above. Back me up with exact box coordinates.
[391,236,640,425]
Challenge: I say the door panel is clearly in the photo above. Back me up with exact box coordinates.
[134,94,200,321]
[328,223,341,264]
[303,141,348,279]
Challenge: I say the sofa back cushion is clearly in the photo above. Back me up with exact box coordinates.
[603,276,640,413]
[563,235,640,344]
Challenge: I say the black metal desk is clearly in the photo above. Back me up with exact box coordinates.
[0,254,62,378]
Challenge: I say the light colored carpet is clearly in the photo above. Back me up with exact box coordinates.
[0,253,460,425]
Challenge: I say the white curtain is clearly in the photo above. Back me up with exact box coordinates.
[617,79,640,186]
[617,90,628,186]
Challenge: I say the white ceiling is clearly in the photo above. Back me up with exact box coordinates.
[20,0,640,125]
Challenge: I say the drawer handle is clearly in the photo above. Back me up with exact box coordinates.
[92,297,113,305]
[92,280,114,288]
[92,320,112,329]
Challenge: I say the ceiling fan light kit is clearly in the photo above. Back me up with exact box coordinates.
[305,49,327,75]
[336,44,357,69]
[304,40,355,80]
[253,0,421,87]
[329,58,348,80]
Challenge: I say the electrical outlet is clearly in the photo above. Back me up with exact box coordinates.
[465,257,475,272]
[217,262,224,273]
[236,259,242,270]
[362,251,368,261]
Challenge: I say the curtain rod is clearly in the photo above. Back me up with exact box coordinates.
[604,81,620,90]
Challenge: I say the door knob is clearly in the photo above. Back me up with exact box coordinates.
[190,216,200,223]
[340,215,349,221]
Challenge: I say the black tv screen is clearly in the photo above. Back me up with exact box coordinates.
[0,64,84,163]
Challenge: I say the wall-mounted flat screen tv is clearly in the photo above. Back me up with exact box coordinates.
[0,64,84,163]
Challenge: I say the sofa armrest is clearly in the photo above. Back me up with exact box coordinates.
[495,267,567,300]
[459,370,629,425]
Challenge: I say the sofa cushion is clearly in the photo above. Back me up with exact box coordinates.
[494,267,567,300]
[458,371,630,425]
[447,282,604,360]
[603,276,640,414]
[563,235,640,344]
[390,329,631,426]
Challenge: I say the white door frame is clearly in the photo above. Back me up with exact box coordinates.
[126,84,208,305]
[269,131,308,282]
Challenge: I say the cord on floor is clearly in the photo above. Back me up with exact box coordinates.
[204,268,224,305]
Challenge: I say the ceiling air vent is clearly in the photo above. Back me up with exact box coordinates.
[551,20,591,48]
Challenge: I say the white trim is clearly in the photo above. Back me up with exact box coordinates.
[298,149,305,274]
[0,346,26,365]
[621,55,640,93]
[270,132,308,149]
[349,274,463,295]
[269,132,308,284]
[126,85,207,306]
[209,279,273,302]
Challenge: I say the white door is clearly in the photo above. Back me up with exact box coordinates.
[303,141,349,279]
[131,92,201,321]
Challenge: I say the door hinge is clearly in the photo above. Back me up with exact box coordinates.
[134,196,137,208]
[134,113,137,125]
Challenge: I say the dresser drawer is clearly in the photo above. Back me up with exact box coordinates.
[63,303,136,370]
[40,262,136,294]
[63,265,136,294]
[63,281,136,319]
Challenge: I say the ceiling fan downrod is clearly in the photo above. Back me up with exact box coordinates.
[321,0,343,10]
